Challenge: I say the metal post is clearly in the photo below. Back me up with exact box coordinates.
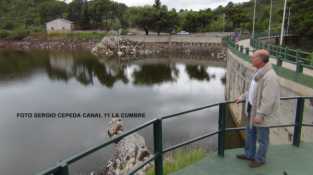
[277,58,283,67]
[268,0,273,39]
[252,0,257,39]
[293,98,304,147]
[55,164,69,175]
[277,45,283,66]
[296,61,304,73]
[223,13,226,32]
[218,103,226,157]
[286,7,291,36]
[245,47,250,55]
[296,50,303,73]
[153,119,163,175]
[284,47,288,60]
[280,0,288,45]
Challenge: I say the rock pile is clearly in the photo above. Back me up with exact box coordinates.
[101,119,151,175]
[92,37,144,57]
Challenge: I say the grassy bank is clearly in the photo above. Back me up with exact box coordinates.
[146,148,207,175]
[0,29,108,41]
[0,29,31,40]
[46,31,107,41]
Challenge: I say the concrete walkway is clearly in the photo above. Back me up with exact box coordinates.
[237,39,313,77]
[170,143,313,175]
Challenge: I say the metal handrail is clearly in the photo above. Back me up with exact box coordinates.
[223,36,313,89]
[250,34,313,73]
[37,96,313,175]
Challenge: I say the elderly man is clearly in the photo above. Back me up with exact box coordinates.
[235,49,280,168]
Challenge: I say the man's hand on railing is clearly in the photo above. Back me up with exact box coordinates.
[235,96,243,104]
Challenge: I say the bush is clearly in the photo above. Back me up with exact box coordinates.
[121,28,128,35]
[47,31,107,41]
[0,30,10,39]
[7,28,30,40]
[0,28,30,40]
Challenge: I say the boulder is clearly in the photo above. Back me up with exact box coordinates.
[92,37,142,57]
[102,118,151,175]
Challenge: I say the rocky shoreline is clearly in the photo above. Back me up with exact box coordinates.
[0,39,98,51]
[91,36,226,59]
[0,36,226,61]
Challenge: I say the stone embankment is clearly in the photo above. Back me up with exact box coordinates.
[0,39,97,50]
[91,35,226,59]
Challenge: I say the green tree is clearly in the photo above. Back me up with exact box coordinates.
[153,0,161,9]
[290,0,313,36]
[68,0,90,29]
[137,6,156,35]
[38,0,67,24]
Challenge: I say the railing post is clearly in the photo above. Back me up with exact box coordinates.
[240,45,244,53]
[153,119,163,175]
[276,46,283,66]
[245,47,250,55]
[284,47,288,60]
[218,103,226,157]
[296,50,304,73]
[55,163,69,175]
[296,60,304,73]
[293,98,305,147]
[277,57,283,67]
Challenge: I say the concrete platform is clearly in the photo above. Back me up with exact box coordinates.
[170,143,313,175]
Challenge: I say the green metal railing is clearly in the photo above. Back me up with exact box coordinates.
[223,36,313,89]
[37,96,313,175]
[250,34,313,73]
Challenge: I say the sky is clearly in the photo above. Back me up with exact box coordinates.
[63,0,250,11]
[112,0,250,11]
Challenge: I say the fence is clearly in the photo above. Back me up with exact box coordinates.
[37,96,313,175]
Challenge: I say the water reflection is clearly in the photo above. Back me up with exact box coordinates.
[185,65,210,81]
[0,50,225,88]
[47,53,129,88]
[132,64,179,86]
[0,49,226,175]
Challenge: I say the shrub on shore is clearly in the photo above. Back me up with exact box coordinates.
[146,147,206,175]
[0,28,30,40]
[47,31,107,41]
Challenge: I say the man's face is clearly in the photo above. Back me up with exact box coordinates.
[250,53,263,68]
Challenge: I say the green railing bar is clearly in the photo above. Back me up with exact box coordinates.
[224,36,313,89]
[293,98,305,147]
[303,124,313,127]
[163,131,219,154]
[160,100,235,120]
[66,118,158,164]
[250,34,312,69]
[218,103,226,157]
[37,96,313,175]
[153,119,163,175]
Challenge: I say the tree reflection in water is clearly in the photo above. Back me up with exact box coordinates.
[0,50,225,88]
[185,65,210,81]
[47,52,129,88]
[132,64,179,86]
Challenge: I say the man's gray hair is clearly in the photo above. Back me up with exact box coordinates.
[256,49,270,63]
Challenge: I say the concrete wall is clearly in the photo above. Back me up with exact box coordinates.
[225,49,313,144]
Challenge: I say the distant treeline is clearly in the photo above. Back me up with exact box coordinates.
[0,0,312,37]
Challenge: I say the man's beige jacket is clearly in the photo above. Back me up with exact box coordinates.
[240,63,280,127]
